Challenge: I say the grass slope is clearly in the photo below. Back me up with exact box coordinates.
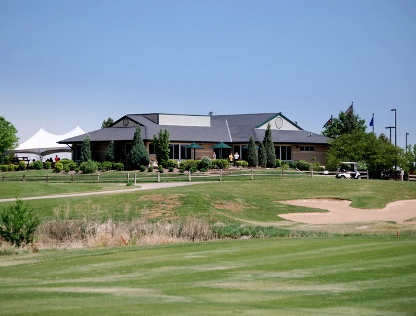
[0,237,415,315]
[1,177,416,223]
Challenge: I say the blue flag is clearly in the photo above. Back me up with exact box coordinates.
[369,116,374,127]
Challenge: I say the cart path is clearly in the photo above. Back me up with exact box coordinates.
[0,182,204,203]
[278,199,416,224]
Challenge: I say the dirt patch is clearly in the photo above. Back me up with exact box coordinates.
[138,194,184,219]
[278,199,416,224]
[213,200,248,213]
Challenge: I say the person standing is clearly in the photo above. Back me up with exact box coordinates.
[228,153,233,165]
[212,151,216,159]
[233,152,239,166]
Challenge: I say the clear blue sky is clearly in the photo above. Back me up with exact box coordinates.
[1,0,415,148]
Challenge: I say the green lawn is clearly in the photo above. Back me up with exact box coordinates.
[1,177,416,223]
[1,175,415,314]
[0,237,415,315]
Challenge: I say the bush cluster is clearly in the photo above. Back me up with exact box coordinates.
[279,160,323,171]
[236,160,248,168]
[80,161,99,174]
[1,159,126,174]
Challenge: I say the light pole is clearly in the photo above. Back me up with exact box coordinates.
[391,109,397,147]
[406,133,409,152]
[385,126,393,143]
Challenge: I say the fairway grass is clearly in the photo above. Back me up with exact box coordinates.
[0,237,415,315]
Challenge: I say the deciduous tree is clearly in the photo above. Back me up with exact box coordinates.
[0,116,19,162]
[322,108,366,138]
[101,117,114,128]
[152,129,170,168]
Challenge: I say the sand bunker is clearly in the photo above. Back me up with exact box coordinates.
[278,199,416,224]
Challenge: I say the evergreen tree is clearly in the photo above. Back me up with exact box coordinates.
[105,140,115,162]
[80,135,92,162]
[246,137,258,167]
[128,126,149,169]
[263,123,276,168]
[152,129,170,168]
[258,142,267,167]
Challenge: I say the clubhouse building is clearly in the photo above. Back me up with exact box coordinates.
[58,112,331,166]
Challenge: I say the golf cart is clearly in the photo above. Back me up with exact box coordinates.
[335,162,361,179]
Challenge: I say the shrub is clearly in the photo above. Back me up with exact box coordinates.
[297,160,311,171]
[168,167,174,172]
[236,160,248,168]
[111,163,119,171]
[8,164,16,171]
[166,159,178,169]
[54,162,63,173]
[199,156,212,170]
[212,159,231,170]
[158,165,164,173]
[275,159,282,168]
[0,165,9,172]
[59,159,77,171]
[139,165,147,172]
[286,160,298,169]
[80,161,98,174]
[0,200,40,247]
[100,161,113,172]
[63,164,71,173]
[114,162,124,171]
[180,160,199,171]
[148,165,153,172]
[43,161,52,169]
[17,161,27,171]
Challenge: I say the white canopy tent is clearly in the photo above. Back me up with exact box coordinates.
[10,126,85,158]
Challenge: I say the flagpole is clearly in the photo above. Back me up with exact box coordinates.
[372,113,374,133]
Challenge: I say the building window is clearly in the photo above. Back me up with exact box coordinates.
[180,145,191,160]
[149,143,155,154]
[275,146,291,160]
[300,146,315,152]
[168,144,180,160]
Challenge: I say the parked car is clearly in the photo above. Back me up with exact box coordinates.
[336,162,361,179]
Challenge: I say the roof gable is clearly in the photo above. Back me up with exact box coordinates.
[256,113,302,131]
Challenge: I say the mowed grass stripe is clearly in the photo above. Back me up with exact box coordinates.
[1,238,415,315]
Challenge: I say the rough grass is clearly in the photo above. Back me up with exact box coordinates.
[1,177,416,247]
[0,238,415,315]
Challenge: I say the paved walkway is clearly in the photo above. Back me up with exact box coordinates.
[0,182,203,203]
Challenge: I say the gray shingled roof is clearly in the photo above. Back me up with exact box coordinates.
[59,113,330,145]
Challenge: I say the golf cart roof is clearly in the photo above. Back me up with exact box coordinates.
[340,162,357,164]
